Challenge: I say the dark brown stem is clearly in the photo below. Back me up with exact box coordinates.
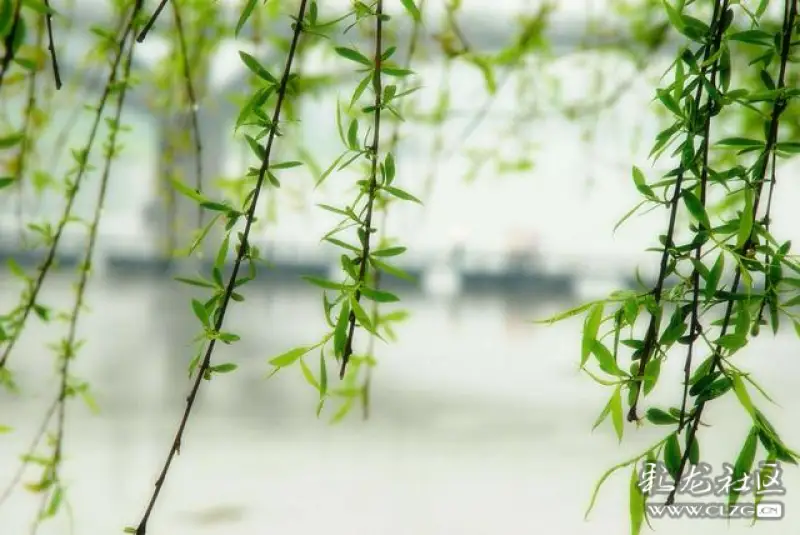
[170,0,204,229]
[44,0,62,89]
[627,0,727,422]
[0,398,58,509]
[137,0,169,42]
[0,4,141,372]
[665,0,797,507]
[132,3,309,533]
[340,0,385,379]
[32,31,137,535]
[361,0,426,417]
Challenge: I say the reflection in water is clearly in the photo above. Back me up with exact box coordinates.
[0,274,798,534]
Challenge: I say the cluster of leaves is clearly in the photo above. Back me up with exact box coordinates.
[266,0,422,422]
[6,0,800,534]
[541,0,800,532]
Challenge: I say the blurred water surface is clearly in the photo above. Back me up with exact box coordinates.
[0,274,799,534]
[2,3,800,533]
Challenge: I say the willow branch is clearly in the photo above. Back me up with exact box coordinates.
[44,0,62,89]
[340,0,384,379]
[170,0,204,229]
[132,3,309,532]
[362,0,426,417]
[627,0,727,422]
[0,5,140,371]
[137,0,169,43]
[665,0,797,506]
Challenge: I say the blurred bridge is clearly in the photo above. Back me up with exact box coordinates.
[0,4,670,299]
[0,224,653,299]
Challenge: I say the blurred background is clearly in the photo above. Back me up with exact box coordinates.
[1,0,800,534]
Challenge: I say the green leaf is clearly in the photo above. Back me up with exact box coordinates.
[631,166,655,198]
[663,432,681,481]
[0,177,14,189]
[629,463,645,535]
[350,74,371,107]
[610,385,624,442]
[324,237,360,253]
[245,134,266,161]
[174,276,216,289]
[238,51,277,84]
[695,376,733,404]
[581,303,604,368]
[590,340,623,377]
[383,153,396,183]
[381,66,414,77]
[370,258,414,281]
[645,407,678,425]
[643,357,661,396]
[350,297,374,332]
[335,46,371,66]
[211,363,238,373]
[333,300,351,359]
[584,453,641,520]
[656,88,683,117]
[360,287,399,303]
[592,397,612,431]
[302,276,346,291]
[682,190,710,230]
[300,358,320,391]
[775,142,800,154]
[170,177,207,203]
[346,119,359,149]
[269,346,312,368]
[400,0,421,21]
[729,427,759,508]
[191,299,210,327]
[0,0,12,36]
[732,373,756,418]
[0,131,23,148]
[383,186,422,204]
[737,188,754,248]
[372,246,406,257]
[614,200,647,233]
[235,0,258,36]
[706,253,724,301]
[728,29,773,45]
[661,0,684,31]
[271,161,303,170]
[716,137,764,148]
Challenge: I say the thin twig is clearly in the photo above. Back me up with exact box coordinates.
[0,4,141,371]
[0,398,59,509]
[678,16,728,433]
[132,3,309,532]
[362,0,426,418]
[627,0,727,422]
[14,19,44,242]
[31,29,137,535]
[340,0,384,380]
[170,0,204,229]
[44,0,62,89]
[137,0,169,43]
[665,0,797,506]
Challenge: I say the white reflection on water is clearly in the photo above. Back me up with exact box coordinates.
[0,274,799,534]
